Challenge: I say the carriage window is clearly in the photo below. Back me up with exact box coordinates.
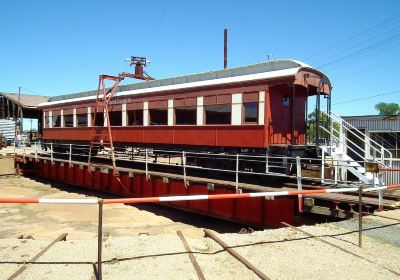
[205,104,231,125]
[109,111,122,126]
[127,109,143,125]
[175,107,196,125]
[77,114,88,127]
[244,102,258,123]
[283,95,290,107]
[93,112,104,126]
[63,115,74,127]
[44,116,50,128]
[149,109,168,125]
[52,115,61,127]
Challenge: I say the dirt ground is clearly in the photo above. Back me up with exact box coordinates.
[0,157,14,175]
[0,176,210,240]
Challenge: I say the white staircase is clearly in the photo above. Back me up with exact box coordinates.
[319,112,392,187]
[320,145,379,185]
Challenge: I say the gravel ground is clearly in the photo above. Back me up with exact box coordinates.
[0,210,399,280]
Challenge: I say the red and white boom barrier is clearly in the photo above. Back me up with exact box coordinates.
[379,168,400,172]
[0,184,399,205]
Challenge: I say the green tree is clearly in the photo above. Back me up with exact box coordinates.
[374,102,400,115]
[307,109,340,144]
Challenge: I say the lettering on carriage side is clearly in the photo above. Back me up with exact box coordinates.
[109,97,133,105]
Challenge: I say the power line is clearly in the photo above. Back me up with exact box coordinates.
[304,13,400,61]
[333,90,400,105]
[145,0,172,51]
[320,39,400,73]
[332,58,400,81]
[317,32,400,69]
[312,24,400,66]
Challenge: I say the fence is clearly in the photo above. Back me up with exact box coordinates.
[383,159,400,185]
[20,141,398,188]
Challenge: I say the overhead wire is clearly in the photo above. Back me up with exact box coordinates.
[304,13,400,61]
[300,13,400,79]
[332,90,400,106]
[312,24,400,66]
[144,0,172,51]
[333,58,400,81]
[317,32,400,69]
[300,14,400,108]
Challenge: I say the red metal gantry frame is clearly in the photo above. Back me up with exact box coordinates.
[88,71,154,176]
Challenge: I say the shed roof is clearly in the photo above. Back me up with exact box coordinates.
[0,92,49,109]
[342,115,400,132]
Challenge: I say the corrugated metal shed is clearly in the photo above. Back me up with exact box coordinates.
[0,119,15,141]
[342,115,400,131]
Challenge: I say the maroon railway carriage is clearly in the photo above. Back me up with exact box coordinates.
[38,60,331,158]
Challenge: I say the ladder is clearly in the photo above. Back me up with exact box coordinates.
[88,74,123,175]
[87,59,154,175]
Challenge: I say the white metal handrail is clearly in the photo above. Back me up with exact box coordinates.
[23,140,385,186]
[320,126,367,163]
[331,112,392,164]
[322,111,392,166]
[330,125,372,161]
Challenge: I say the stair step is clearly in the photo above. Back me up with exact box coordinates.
[90,142,112,145]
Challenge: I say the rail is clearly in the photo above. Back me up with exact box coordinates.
[20,141,391,189]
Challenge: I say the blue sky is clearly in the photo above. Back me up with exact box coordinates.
[1,0,400,123]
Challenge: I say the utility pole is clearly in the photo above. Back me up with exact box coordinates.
[224,29,228,69]
[17,86,22,132]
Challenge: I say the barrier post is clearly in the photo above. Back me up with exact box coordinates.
[296,156,303,213]
[183,151,187,186]
[321,152,325,183]
[97,199,103,280]
[69,144,72,166]
[378,173,383,211]
[235,154,239,191]
[265,152,269,173]
[329,116,333,149]
[358,185,363,248]
[334,164,338,184]
[34,142,38,160]
[145,149,148,178]
[50,143,53,164]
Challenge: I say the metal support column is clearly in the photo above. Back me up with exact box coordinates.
[315,92,321,145]
[296,156,303,213]
[235,154,239,190]
[97,199,103,280]
[183,151,187,186]
[358,186,363,248]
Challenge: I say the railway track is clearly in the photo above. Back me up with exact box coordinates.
[3,214,399,279]
[7,233,68,280]
[281,221,400,277]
